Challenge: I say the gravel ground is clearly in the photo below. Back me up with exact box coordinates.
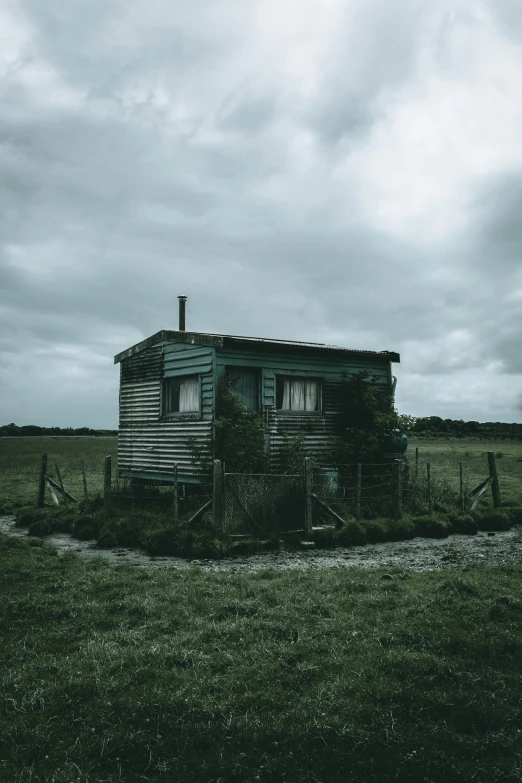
[2,515,521,573]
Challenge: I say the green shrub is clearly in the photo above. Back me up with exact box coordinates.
[312,527,337,548]
[72,514,101,538]
[28,519,54,536]
[363,518,388,543]
[446,513,478,535]
[336,521,366,547]
[413,515,451,539]
[475,510,512,532]
[96,515,146,548]
[175,529,229,559]
[96,531,117,548]
[78,494,104,514]
[506,506,522,525]
[386,517,416,541]
[142,524,180,556]
[15,507,47,527]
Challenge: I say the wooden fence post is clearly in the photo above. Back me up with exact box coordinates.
[104,456,112,512]
[487,451,501,508]
[81,460,88,500]
[213,459,225,534]
[172,463,179,521]
[459,461,464,511]
[37,453,47,508]
[355,463,362,522]
[55,463,66,505]
[394,459,402,519]
[426,462,433,514]
[304,457,313,538]
[415,447,419,480]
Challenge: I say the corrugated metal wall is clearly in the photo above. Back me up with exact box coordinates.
[118,342,214,480]
[117,339,393,480]
[217,347,391,471]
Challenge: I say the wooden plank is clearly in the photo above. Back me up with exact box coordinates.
[37,453,47,508]
[311,492,346,527]
[487,451,501,508]
[355,463,361,522]
[213,460,225,534]
[186,499,212,526]
[305,457,313,537]
[45,479,59,506]
[55,464,67,504]
[470,477,493,511]
[172,463,179,521]
[426,462,432,514]
[394,459,402,519]
[46,476,77,502]
[81,460,88,500]
[104,456,112,512]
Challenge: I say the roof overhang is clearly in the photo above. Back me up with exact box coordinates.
[114,330,400,364]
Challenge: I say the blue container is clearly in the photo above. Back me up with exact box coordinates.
[383,430,408,454]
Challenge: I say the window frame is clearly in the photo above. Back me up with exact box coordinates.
[274,373,323,415]
[162,373,202,420]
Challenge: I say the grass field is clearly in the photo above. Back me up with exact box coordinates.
[407,437,522,509]
[1,532,522,782]
[0,436,118,511]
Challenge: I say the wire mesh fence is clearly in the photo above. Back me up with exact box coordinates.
[312,462,398,522]
[3,437,519,535]
[224,473,305,537]
[107,474,214,523]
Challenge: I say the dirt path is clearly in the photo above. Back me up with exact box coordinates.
[2,516,521,573]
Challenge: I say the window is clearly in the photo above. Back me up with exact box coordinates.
[164,375,200,415]
[226,368,259,411]
[276,377,321,412]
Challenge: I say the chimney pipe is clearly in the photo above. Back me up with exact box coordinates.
[178,295,187,331]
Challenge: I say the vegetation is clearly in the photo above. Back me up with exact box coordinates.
[0,436,117,514]
[334,369,404,463]
[2,435,522,557]
[212,374,267,473]
[408,417,522,440]
[2,531,522,782]
[0,423,117,436]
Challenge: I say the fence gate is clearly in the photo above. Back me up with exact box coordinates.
[224,473,305,537]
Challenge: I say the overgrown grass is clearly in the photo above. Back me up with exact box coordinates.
[1,531,522,782]
[0,436,117,512]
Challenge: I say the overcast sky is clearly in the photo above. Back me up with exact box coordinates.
[1,0,522,428]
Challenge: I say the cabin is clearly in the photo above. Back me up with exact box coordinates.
[114,297,400,483]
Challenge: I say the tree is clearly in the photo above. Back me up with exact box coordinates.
[335,370,403,462]
[213,375,267,473]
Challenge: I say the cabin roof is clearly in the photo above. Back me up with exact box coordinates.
[114,330,400,365]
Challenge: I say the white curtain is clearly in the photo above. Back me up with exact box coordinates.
[305,380,318,411]
[282,379,318,411]
[282,379,291,410]
[291,380,305,410]
[179,377,199,412]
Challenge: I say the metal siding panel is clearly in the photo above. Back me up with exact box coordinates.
[118,421,213,478]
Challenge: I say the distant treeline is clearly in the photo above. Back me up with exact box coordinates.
[0,424,118,437]
[2,418,522,440]
[409,417,522,440]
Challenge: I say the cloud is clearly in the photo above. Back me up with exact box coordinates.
[0,0,521,426]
